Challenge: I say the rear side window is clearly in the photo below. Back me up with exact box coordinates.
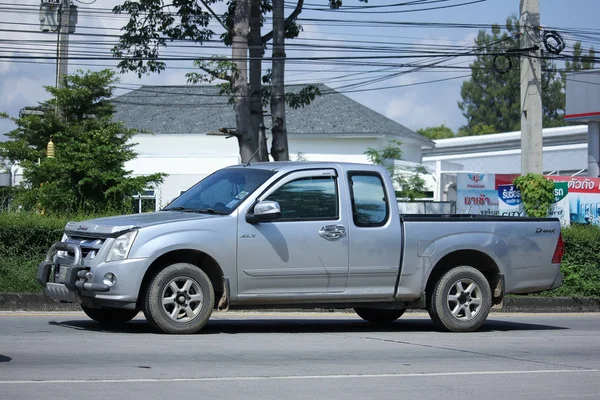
[348,173,389,227]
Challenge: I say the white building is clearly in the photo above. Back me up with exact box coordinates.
[112,84,434,209]
[421,125,590,201]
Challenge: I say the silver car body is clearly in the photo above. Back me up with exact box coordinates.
[37,162,563,311]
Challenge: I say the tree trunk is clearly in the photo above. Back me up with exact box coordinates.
[232,0,256,163]
[249,0,268,162]
[269,0,289,161]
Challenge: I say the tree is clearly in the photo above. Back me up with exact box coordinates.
[112,0,343,163]
[0,70,165,215]
[364,140,428,201]
[270,0,288,161]
[457,123,496,137]
[458,15,594,135]
[416,124,455,140]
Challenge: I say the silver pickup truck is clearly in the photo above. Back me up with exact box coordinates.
[37,162,564,334]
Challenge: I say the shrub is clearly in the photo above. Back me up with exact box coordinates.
[547,224,600,297]
[1,213,600,297]
[0,212,113,292]
[0,213,67,292]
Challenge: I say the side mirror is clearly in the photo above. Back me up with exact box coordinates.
[246,200,281,224]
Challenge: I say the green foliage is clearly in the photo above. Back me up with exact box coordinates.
[0,212,119,292]
[295,152,308,161]
[364,140,428,200]
[0,186,16,211]
[457,123,497,137]
[0,69,166,215]
[187,61,323,110]
[458,15,595,135]
[364,139,403,169]
[0,213,69,292]
[395,165,429,201]
[112,0,215,77]
[547,225,600,297]
[416,125,455,140]
[513,174,555,218]
[2,213,600,297]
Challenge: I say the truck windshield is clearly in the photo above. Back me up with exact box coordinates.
[162,168,276,214]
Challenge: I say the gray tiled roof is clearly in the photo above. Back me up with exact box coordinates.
[112,83,433,145]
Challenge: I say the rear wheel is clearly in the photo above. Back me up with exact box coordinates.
[143,263,215,334]
[354,307,406,324]
[81,305,139,324]
[428,266,492,332]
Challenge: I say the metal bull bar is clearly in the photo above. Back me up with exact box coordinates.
[36,242,83,290]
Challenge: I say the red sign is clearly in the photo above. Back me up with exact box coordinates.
[548,176,600,193]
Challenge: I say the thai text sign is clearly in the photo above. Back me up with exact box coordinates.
[457,173,595,226]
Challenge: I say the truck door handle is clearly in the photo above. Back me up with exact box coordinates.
[319,225,347,241]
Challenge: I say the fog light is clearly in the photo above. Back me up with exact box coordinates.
[103,273,117,287]
[85,272,93,281]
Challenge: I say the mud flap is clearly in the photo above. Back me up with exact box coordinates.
[217,277,230,311]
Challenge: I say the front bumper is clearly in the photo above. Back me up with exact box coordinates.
[37,242,111,304]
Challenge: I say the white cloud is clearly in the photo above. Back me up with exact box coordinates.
[385,97,437,129]
[0,1,477,139]
[382,85,466,132]
[1,76,50,106]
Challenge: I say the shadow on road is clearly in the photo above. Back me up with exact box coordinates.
[48,315,568,335]
[0,354,11,362]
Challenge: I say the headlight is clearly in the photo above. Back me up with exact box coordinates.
[61,233,68,242]
[106,231,138,262]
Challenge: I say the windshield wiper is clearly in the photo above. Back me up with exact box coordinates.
[162,206,228,215]
[194,208,228,215]
[162,207,197,212]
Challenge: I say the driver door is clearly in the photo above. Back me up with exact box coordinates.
[236,169,350,295]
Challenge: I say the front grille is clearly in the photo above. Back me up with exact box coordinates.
[65,236,106,260]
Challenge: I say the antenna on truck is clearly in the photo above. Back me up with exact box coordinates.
[244,148,260,166]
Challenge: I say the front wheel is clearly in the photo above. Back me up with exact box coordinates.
[428,266,492,332]
[81,305,139,324]
[143,263,215,334]
[354,307,406,324]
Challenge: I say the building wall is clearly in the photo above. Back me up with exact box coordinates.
[288,136,424,163]
[126,134,425,210]
[423,144,588,175]
[421,125,591,200]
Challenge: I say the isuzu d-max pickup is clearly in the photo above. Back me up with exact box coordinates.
[37,162,564,333]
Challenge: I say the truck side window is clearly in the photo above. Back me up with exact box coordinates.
[348,173,389,227]
[266,176,338,220]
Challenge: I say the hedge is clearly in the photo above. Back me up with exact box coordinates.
[546,224,600,297]
[0,212,105,292]
[1,212,599,296]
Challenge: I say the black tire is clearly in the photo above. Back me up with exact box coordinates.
[428,266,492,332]
[354,307,406,324]
[143,262,215,334]
[81,305,139,324]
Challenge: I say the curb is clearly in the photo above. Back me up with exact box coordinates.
[0,293,81,312]
[495,296,600,313]
[1,293,600,313]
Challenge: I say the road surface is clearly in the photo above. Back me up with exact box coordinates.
[1,311,599,399]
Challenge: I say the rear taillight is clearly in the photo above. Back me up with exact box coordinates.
[552,233,564,264]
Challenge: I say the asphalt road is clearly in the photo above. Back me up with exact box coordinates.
[1,311,600,400]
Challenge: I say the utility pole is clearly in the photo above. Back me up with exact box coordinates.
[56,0,70,91]
[40,0,77,114]
[520,0,543,175]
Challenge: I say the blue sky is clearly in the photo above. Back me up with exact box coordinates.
[1,0,598,140]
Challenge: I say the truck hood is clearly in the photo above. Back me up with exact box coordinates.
[65,211,221,237]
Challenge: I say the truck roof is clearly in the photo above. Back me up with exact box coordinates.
[225,161,385,173]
